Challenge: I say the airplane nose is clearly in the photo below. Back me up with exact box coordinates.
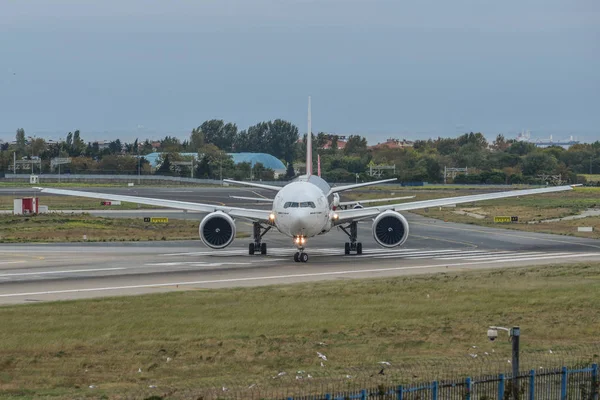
[290,218,309,233]
[288,209,320,236]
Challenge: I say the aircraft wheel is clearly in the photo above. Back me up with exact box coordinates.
[249,243,255,255]
[294,252,300,262]
[300,253,309,263]
[344,242,350,255]
[356,242,363,255]
[261,243,267,255]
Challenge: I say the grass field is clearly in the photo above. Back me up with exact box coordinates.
[0,195,162,211]
[0,263,598,398]
[0,182,142,188]
[580,174,600,182]
[0,214,210,242]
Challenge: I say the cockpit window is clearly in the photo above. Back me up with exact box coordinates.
[284,201,315,208]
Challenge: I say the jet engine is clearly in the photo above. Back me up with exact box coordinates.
[372,210,409,248]
[199,211,236,249]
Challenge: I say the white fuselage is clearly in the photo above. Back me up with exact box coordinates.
[272,180,332,240]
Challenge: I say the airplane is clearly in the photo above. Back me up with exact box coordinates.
[37,97,578,263]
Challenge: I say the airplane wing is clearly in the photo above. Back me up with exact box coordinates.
[338,195,415,207]
[327,178,397,195]
[334,184,576,225]
[36,188,271,221]
[223,179,282,191]
[229,195,273,202]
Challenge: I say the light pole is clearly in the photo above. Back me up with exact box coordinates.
[137,138,141,185]
[488,326,520,399]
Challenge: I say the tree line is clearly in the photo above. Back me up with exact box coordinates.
[2,125,599,184]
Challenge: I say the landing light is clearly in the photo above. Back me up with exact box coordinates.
[332,213,339,220]
[269,213,275,221]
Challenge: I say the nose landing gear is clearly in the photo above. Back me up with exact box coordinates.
[293,236,308,262]
[294,251,308,263]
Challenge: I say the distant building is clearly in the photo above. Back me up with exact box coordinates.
[143,152,287,178]
[92,140,111,150]
[516,130,580,149]
[320,139,347,150]
[369,138,414,150]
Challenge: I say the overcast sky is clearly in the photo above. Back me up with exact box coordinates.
[1,0,598,144]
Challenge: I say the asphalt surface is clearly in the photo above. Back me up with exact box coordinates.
[1,186,599,305]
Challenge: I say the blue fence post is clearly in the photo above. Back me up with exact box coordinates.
[593,363,598,400]
[361,389,367,400]
[465,377,472,400]
[561,366,568,400]
[529,369,535,400]
[498,373,505,400]
[432,381,438,400]
[325,394,331,400]
[396,385,403,400]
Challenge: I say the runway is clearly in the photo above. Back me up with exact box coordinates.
[1,212,600,305]
[1,185,599,304]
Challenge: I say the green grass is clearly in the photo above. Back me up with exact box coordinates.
[0,214,206,242]
[0,182,140,188]
[579,174,600,182]
[0,264,598,398]
[0,195,162,210]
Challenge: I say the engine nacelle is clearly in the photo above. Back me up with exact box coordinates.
[199,211,236,249]
[353,203,363,209]
[372,210,409,248]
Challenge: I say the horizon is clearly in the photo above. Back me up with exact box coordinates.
[0,126,593,147]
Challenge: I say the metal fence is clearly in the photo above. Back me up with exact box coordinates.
[187,364,598,400]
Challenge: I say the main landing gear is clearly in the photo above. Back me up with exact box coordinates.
[339,221,363,255]
[248,222,271,255]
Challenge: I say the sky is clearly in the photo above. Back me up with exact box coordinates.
[1,0,599,144]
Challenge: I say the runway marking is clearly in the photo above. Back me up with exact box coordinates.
[410,234,479,248]
[2,253,600,298]
[0,267,125,277]
[435,251,559,261]
[372,249,481,259]
[160,248,426,257]
[0,261,26,265]
[252,191,270,199]
[411,220,600,250]
[145,262,252,267]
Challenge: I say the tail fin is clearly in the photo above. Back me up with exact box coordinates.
[317,154,321,177]
[306,96,313,176]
